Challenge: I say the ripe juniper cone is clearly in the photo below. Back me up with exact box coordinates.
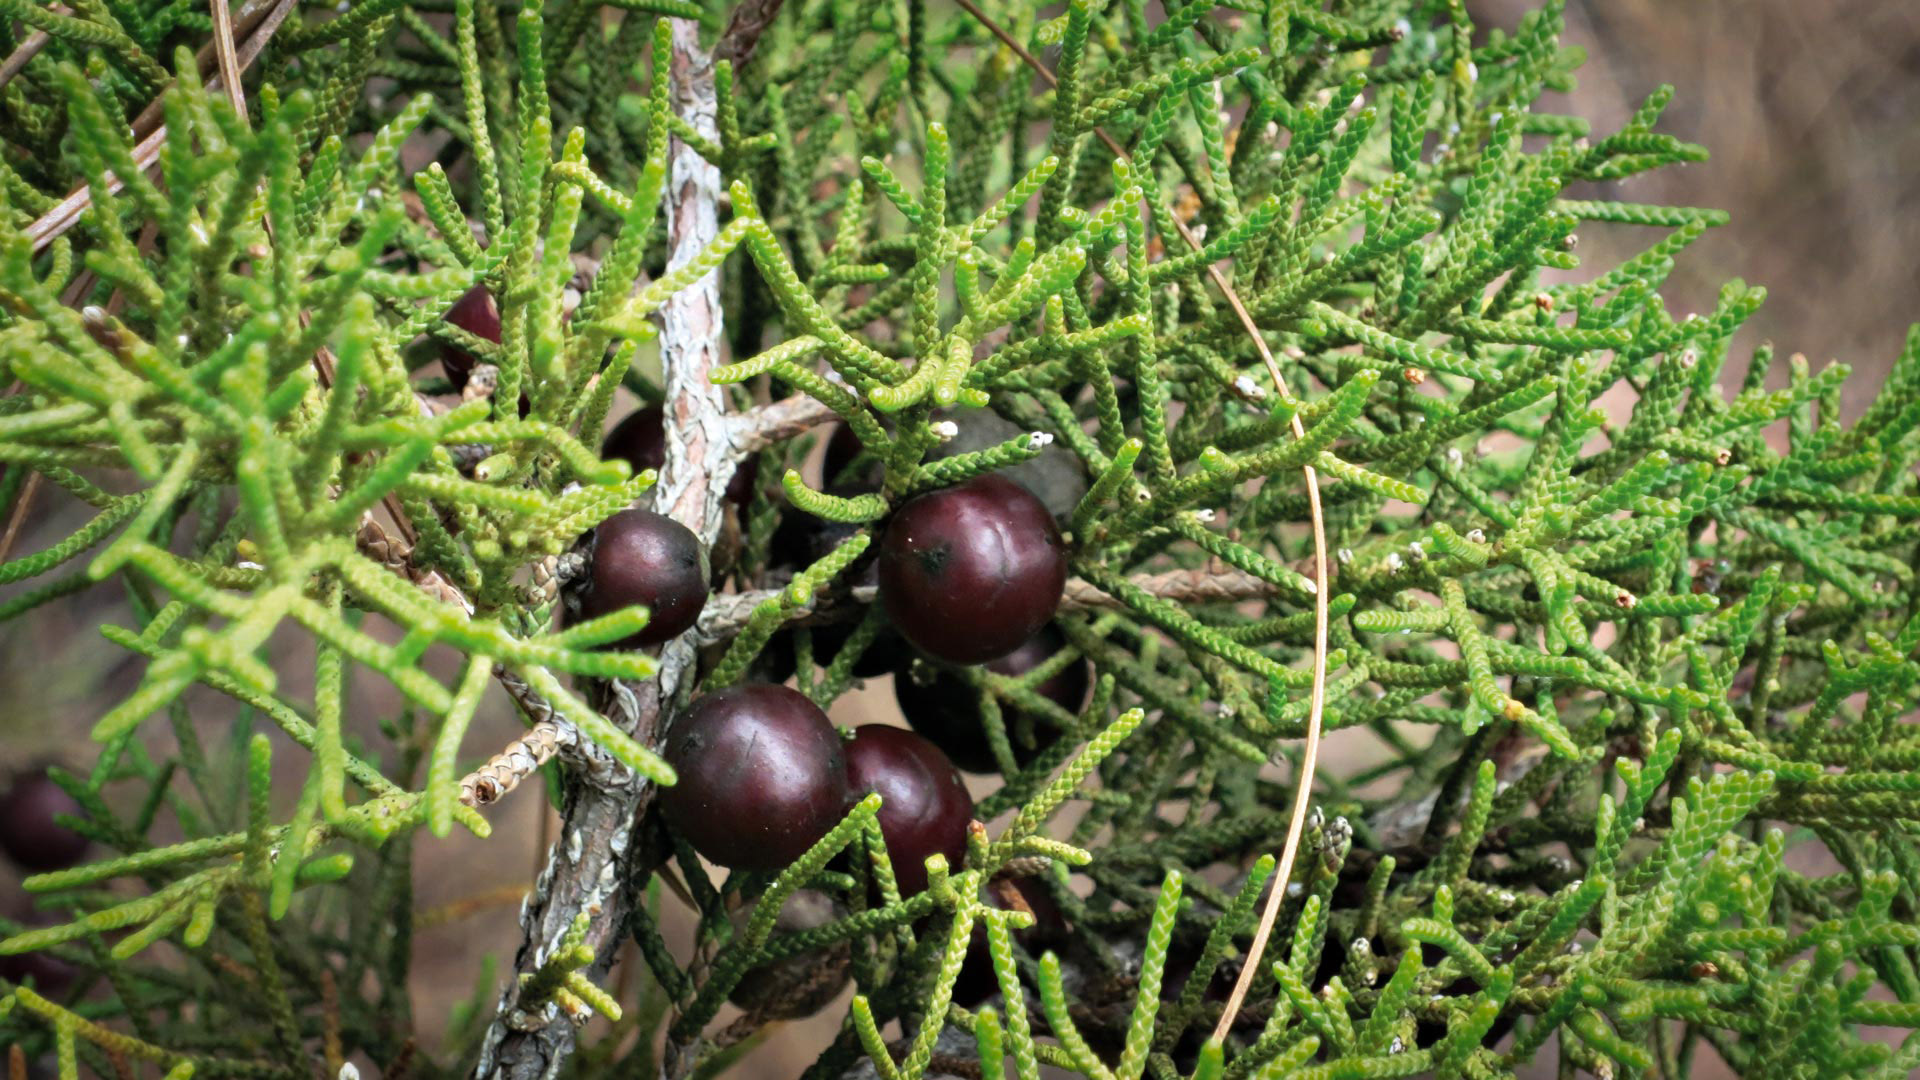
[0,770,90,872]
[894,623,1088,773]
[437,284,499,391]
[843,726,972,896]
[658,684,849,871]
[603,405,758,506]
[575,508,708,647]
[878,473,1068,665]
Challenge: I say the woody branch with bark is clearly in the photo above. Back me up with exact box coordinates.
[473,15,740,1079]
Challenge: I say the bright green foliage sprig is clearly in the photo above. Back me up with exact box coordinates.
[0,0,1917,1076]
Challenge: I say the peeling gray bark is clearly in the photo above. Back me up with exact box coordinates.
[470,18,739,1080]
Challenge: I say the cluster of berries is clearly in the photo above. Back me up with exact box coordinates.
[444,286,1089,889]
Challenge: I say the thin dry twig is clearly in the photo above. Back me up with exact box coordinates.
[949,0,1332,1043]
[319,969,346,1078]
[0,471,39,565]
[0,8,62,96]
[24,126,165,253]
[22,0,297,253]
[415,884,539,930]
[730,392,839,453]
[209,0,249,121]
[693,567,1280,642]
[459,719,567,808]
[713,0,787,67]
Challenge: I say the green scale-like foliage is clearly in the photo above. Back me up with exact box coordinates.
[1,0,1918,1077]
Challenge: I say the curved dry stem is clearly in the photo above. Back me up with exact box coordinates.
[949,0,1331,1044]
[23,0,297,252]
[1204,277,1329,1050]
[209,0,248,121]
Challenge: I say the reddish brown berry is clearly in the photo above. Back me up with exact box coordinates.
[809,616,911,681]
[604,405,759,506]
[726,889,852,1018]
[893,624,1086,773]
[877,474,1068,664]
[0,771,89,873]
[952,876,1069,1006]
[658,685,849,870]
[0,896,76,996]
[821,422,879,491]
[576,509,709,647]
[439,284,500,390]
[844,726,972,896]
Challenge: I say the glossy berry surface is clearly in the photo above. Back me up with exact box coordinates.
[438,284,500,390]
[576,509,708,646]
[603,405,758,506]
[658,685,848,870]
[844,725,971,896]
[894,623,1087,772]
[0,771,90,872]
[877,473,1068,664]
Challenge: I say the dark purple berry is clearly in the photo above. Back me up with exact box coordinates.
[658,685,849,870]
[604,405,759,507]
[0,772,89,873]
[439,285,500,390]
[576,509,709,647]
[878,474,1068,664]
[893,624,1086,773]
[844,726,972,896]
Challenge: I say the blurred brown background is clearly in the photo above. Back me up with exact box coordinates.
[2,0,1917,1075]
[1488,0,1920,411]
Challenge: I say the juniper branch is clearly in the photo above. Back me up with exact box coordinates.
[472,15,745,1080]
